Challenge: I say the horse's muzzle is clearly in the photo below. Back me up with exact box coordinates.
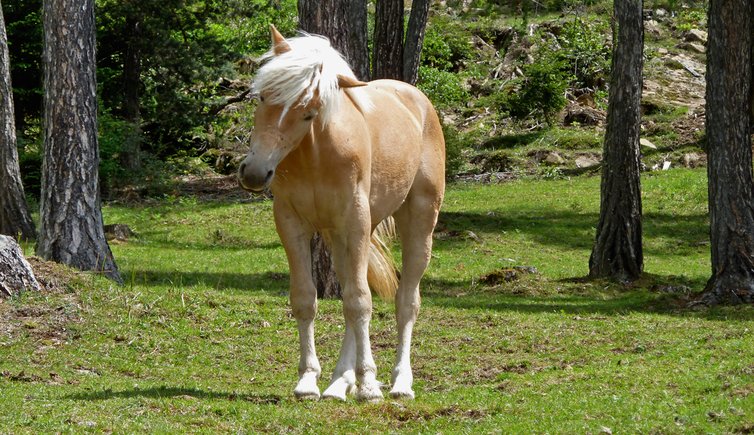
[238,162,274,192]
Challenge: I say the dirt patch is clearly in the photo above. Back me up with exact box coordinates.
[0,257,84,347]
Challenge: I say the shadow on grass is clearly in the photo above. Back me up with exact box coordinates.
[437,209,708,257]
[66,386,282,404]
[125,230,282,252]
[123,269,289,293]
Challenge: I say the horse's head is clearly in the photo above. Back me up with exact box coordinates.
[238,25,366,192]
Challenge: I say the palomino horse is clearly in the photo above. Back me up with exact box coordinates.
[238,25,445,402]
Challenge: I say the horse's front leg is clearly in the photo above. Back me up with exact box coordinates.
[321,323,356,400]
[274,201,321,400]
[329,207,383,402]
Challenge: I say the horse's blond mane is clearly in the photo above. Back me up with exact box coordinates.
[253,34,371,125]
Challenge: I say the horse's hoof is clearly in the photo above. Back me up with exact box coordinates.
[355,385,384,402]
[389,388,415,400]
[321,392,347,401]
[294,391,321,401]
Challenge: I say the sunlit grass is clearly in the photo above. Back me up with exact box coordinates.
[1,169,752,433]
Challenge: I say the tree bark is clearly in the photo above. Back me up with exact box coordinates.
[297,0,370,81]
[0,4,36,241]
[37,0,122,283]
[588,0,644,282]
[402,0,430,85]
[373,0,404,80]
[698,0,754,305]
[0,235,40,298]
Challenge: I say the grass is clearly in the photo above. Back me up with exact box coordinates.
[1,168,753,433]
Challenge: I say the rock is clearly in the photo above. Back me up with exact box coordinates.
[682,152,706,168]
[640,138,657,149]
[644,20,663,40]
[563,103,606,126]
[677,42,706,54]
[657,47,669,55]
[0,235,41,298]
[104,224,135,241]
[544,152,565,165]
[575,155,601,168]
[683,29,708,44]
[655,8,668,18]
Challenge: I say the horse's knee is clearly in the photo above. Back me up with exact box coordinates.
[341,285,372,322]
[290,288,317,320]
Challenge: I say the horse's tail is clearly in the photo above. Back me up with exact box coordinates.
[367,217,399,300]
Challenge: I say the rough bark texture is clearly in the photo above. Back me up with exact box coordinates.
[0,235,40,298]
[373,0,404,80]
[0,4,36,241]
[38,0,121,283]
[402,0,430,85]
[589,0,644,281]
[297,0,370,80]
[699,0,754,305]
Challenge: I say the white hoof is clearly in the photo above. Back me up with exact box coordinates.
[390,370,414,399]
[389,387,415,400]
[322,377,355,401]
[294,373,320,400]
[356,382,384,402]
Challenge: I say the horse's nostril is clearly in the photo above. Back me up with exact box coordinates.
[265,170,274,183]
[239,162,247,174]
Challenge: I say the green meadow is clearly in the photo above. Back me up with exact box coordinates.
[2,169,753,433]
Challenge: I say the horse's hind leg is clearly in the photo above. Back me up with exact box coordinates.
[274,201,321,400]
[390,189,442,399]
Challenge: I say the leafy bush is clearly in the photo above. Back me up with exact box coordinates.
[421,16,473,72]
[442,124,466,179]
[505,56,572,123]
[417,66,470,109]
[557,18,611,89]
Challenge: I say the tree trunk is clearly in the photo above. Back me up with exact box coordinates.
[402,0,430,85]
[297,0,369,81]
[37,0,122,283]
[373,0,404,80]
[0,235,40,298]
[698,0,754,305]
[0,4,36,241]
[122,13,142,171]
[588,0,644,282]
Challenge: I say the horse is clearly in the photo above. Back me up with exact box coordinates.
[238,25,445,402]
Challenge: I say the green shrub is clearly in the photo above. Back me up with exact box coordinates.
[417,66,470,109]
[505,56,571,123]
[98,111,143,195]
[557,18,611,89]
[421,16,473,72]
[442,124,466,179]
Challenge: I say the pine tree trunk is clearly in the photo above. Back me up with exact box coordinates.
[0,235,40,298]
[588,0,644,282]
[698,0,754,305]
[402,0,430,85]
[37,0,121,283]
[373,0,404,80]
[297,0,369,81]
[0,4,36,241]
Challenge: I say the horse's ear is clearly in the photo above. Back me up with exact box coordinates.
[337,74,368,88]
[270,24,291,55]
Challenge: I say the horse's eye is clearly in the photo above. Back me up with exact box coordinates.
[259,95,265,103]
[303,113,315,121]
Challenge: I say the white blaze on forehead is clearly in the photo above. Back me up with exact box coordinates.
[253,34,372,125]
